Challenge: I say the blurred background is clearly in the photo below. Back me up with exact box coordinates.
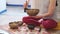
[0,0,60,25]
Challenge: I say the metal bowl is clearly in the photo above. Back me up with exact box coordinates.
[26,9,39,16]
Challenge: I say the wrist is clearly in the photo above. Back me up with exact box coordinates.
[41,13,50,18]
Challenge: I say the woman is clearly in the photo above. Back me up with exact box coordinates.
[23,0,57,31]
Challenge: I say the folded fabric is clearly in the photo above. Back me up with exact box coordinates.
[22,16,41,26]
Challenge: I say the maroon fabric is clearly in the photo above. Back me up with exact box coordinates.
[42,19,57,29]
[22,16,41,26]
[22,16,57,29]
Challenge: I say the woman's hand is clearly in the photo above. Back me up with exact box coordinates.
[24,0,30,8]
[24,1,28,8]
[31,16,43,19]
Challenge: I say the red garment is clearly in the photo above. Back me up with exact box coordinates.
[22,16,41,26]
[42,19,57,29]
[22,16,57,29]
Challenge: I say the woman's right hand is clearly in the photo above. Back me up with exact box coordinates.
[24,0,30,8]
[24,2,28,8]
[31,16,42,19]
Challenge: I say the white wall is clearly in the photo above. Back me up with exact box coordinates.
[56,0,60,19]
[7,0,31,5]
[0,0,6,12]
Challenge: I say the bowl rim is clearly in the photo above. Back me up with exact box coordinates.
[26,9,39,10]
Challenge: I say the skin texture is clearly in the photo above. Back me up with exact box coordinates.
[24,0,56,18]
[23,0,56,30]
[42,0,56,17]
[35,0,56,18]
[24,0,30,8]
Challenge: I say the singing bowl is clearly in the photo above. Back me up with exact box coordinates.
[26,9,39,16]
[9,22,18,29]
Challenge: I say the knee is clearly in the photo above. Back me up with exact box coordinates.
[41,19,57,29]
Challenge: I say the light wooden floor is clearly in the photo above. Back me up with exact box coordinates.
[54,22,60,30]
[47,22,60,34]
